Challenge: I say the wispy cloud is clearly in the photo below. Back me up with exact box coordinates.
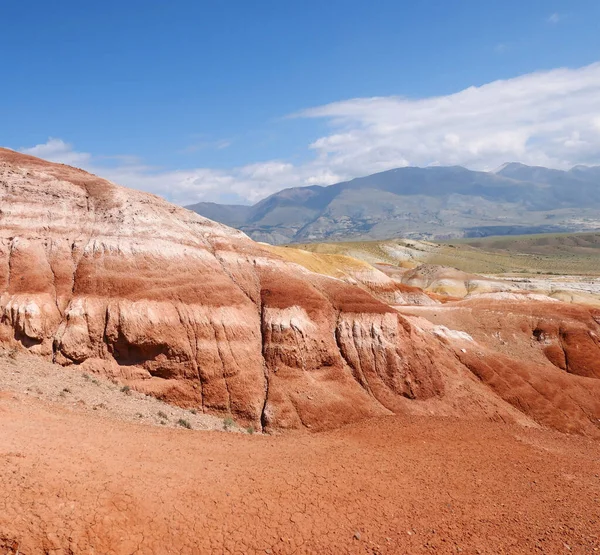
[17,62,600,205]
[547,12,561,24]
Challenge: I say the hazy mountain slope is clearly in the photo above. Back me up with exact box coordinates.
[186,164,600,244]
[495,163,600,206]
[184,201,252,227]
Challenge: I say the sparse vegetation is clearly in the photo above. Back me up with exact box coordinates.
[290,232,600,276]
[442,232,600,275]
[246,426,255,435]
[0,354,227,433]
[223,416,235,430]
[120,385,131,395]
[177,418,192,429]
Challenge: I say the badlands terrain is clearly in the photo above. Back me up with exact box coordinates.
[288,234,600,307]
[1,148,600,553]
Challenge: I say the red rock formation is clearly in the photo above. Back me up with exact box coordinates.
[0,148,451,431]
[399,298,600,435]
[2,148,600,437]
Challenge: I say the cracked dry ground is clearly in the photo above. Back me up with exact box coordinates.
[1,392,599,554]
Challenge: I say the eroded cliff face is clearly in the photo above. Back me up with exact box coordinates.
[0,149,451,431]
[2,148,600,436]
[398,299,600,436]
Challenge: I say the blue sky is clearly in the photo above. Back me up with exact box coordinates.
[3,0,600,204]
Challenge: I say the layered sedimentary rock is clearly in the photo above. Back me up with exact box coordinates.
[2,148,600,436]
[0,149,450,431]
[399,299,600,435]
[265,244,438,306]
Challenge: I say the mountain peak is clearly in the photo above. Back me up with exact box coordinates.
[493,162,529,173]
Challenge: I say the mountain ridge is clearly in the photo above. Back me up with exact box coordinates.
[186,163,600,244]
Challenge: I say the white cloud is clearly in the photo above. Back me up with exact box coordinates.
[17,62,600,205]
[299,62,600,173]
[547,13,560,24]
[21,138,91,166]
[17,139,272,205]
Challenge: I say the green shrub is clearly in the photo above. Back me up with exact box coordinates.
[223,416,235,430]
[177,418,192,429]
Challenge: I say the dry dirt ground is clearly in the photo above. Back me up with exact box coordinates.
[0,351,246,434]
[1,381,600,554]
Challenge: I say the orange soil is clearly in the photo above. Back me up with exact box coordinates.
[1,392,599,554]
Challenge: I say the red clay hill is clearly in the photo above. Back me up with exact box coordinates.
[1,147,600,435]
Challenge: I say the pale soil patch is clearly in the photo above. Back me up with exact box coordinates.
[0,349,251,434]
[497,274,600,295]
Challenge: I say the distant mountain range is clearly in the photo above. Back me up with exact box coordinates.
[186,163,600,244]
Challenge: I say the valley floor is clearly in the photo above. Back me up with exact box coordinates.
[1,389,599,554]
